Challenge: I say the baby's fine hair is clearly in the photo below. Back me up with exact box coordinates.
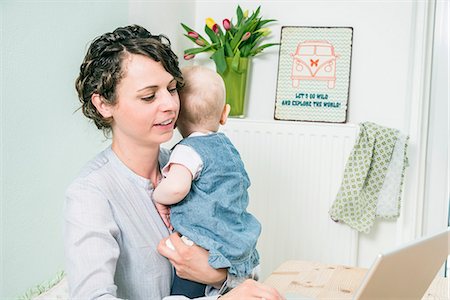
[178,66,226,133]
[75,24,183,136]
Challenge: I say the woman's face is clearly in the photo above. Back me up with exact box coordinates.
[108,54,180,148]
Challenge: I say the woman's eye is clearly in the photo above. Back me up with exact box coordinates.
[141,95,155,102]
[168,87,178,94]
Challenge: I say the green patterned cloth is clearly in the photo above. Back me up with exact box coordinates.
[329,122,409,233]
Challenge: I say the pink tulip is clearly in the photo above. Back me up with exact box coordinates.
[223,19,231,31]
[242,32,251,41]
[184,53,195,60]
[187,31,199,39]
[195,39,205,46]
[212,24,219,34]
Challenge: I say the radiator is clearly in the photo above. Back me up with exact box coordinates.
[164,119,359,280]
[220,119,359,280]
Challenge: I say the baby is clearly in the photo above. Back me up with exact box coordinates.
[153,65,261,297]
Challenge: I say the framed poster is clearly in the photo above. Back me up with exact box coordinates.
[274,26,353,123]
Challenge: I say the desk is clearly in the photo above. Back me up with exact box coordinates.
[264,260,449,299]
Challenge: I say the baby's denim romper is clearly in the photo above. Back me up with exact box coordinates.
[170,132,261,279]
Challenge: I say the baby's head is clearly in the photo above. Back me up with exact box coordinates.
[177,66,230,137]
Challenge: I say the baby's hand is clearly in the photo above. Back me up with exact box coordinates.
[165,235,194,250]
[154,202,173,231]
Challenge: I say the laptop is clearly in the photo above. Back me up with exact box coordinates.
[284,229,449,300]
[284,229,450,300]
[353,228,449,300]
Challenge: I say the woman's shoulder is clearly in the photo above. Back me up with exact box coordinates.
[78,146,112,173]
[67,146,170,193]
[66,147,113,192]
[64,147,118,217]
[64,148,122,230]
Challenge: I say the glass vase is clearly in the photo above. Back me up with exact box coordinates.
[218,57,250,118]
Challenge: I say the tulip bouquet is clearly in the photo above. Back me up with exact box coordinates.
[181,6,278,74]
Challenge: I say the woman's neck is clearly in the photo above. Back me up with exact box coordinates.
[111,139,161,186]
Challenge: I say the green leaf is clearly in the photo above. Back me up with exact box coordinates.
[245,8,259,25]
[224,39,233,57]
[246,19,259,33]
[240,44,252,57]
[212,47,227,74]
[184,44,216,55]
[231,49,241,72]
[229,13,259,51]
[248,35,262,50]
[253,6,261,19]
[181,23,195,33]
[217,26,225,40]
[256,19,277,29]
[230,25,238,35]
[237,5,243,25]
[249,43,280,56]
[230,22,248,50]
[204,25,219,44]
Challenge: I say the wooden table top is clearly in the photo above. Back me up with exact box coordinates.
[264,260,449,299]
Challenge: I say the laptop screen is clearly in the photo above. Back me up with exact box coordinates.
[353,229,449,300]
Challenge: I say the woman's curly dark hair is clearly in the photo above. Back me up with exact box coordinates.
[75,25,184,135]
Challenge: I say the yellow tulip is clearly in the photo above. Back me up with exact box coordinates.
[256,28,271,36]
[205,18,216,30]
[243,10,249,18]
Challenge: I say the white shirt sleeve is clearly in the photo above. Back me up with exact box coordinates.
[162,144,203,180]
[64,180,122,299]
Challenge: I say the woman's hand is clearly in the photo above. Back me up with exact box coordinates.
[158,233,226,287]
[220,279,285,300]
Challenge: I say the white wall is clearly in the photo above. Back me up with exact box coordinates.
[139,0,448,270]
[0,1,126,297]
[0,0,446,297]
[185,1,438,266]
[423,0,449,236]
[191,1,413,128]
[128,0,195,60]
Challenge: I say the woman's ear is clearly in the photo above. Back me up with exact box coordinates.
[91,94,113,118]
[219,104,231,125]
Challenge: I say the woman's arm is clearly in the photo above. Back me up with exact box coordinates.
[158,234,284,300]
[219,279,284,300]
[158,233,227,286]
[164,279,284,300]
[159,235,283,300]
[64,180,121,299]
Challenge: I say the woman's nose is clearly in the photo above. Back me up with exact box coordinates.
[160,90,179,111]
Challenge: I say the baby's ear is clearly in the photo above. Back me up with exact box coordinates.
[91,94,113,118]
[220,104,231,125]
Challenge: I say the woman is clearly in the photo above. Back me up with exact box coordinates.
[65,24,282,300]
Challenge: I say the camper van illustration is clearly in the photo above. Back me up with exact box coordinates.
[290,40,337,89]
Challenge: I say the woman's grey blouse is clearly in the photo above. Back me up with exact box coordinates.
[64,146,172,299]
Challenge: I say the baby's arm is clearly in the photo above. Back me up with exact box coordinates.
[153,163,193,205]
